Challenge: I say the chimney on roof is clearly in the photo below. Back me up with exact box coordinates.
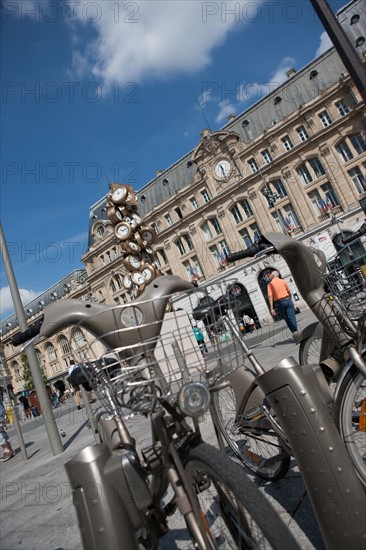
[227,114,236,122]
[155,169,163,177]
[286,68,297,78]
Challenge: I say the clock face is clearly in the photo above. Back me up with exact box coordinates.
[115,222,132,241]
[123,274,133,289]
[129,255,141,269]
[124,240,140,254]
[140,228,156,244]
[142,265,155,282]
[131,271,145,286]
[111,187,127,204]
[214,159,231,180]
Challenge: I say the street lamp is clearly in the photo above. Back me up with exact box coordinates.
[263,185,286,233]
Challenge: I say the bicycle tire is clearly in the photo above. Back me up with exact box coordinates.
[298,333,322,365]
[334,364,366,486]
[184,442,299,550]
[212,386,290,481]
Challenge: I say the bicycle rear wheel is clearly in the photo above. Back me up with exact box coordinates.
[298,333,322,365]
[334,364,366,486]
[212,386,290,481]
[184,442,299,550]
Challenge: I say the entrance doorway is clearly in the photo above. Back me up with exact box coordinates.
[226,282,260,329]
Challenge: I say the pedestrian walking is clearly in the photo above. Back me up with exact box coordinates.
[0,387,15,462]
[192,325,208,355]
[267,270,298,340]
[68,361,95,410]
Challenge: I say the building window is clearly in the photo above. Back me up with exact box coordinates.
[165,213,173,226]
[350,133,366,155]
[111,274,123,290]
[239,228,253,249]
[46,343,57,361]
[348,166,366,194]
[99,255,106,266]
[184,257,203,282]
[282,205,301,231]
[240,199,253,218]
[281,135,294,151]
[336,139,354,162]
[296,125,309,142]
[250,222,261,241]
[183,234,194,250]
[201,189,211,203]
[297,157,325,184]
[210,217,222,235]
[190,197,198,210]
[271,178,288,198]
[73,329,87,349]
[297,163,313,184]
[335,100,350,117]
[261,149,273,164]
[321,182,340,209]
[159,249,168,265]
[308,157,326,178]
[151,223,159,234]
[176,238,186,255]
[59,336,70,355]
[230,205,243,224]
[201,222,213,240]
[209,240,229,269]
[175,207,183,220]
[97,225,105,237]
[248,158,259,173]
[35,350,45,367]
[318,110,332,127]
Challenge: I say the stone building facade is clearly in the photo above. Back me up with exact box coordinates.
[1,0,365,394]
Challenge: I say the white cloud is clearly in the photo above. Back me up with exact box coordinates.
[67,0,258,86]
[315,31,333,57]
[0,287,42,319]
[216,99,237,123]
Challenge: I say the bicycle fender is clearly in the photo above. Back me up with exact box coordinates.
[225,366,264,415]
[65,444,152,550]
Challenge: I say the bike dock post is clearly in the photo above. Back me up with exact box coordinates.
[256,356,366,550]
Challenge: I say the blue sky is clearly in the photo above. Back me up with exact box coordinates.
[0,0,347,319]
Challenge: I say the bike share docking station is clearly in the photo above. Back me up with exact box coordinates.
[256,356,365,550]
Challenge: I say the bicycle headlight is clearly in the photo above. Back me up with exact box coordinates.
[178,382,210,417]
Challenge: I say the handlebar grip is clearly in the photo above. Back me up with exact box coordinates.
[225,241,270,263]
[11,316,44,346]
[342,221,366,245]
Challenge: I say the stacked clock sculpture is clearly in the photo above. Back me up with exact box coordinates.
[106,183,160,298]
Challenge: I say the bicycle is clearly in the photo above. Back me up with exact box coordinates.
[13,275,299,550]
[191,232,366,491]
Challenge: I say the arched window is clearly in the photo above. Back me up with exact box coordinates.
[72,329,87,350]
[59,336,70,355]
[46,343,57,361]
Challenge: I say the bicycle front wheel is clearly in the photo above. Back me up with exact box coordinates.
[212,386,290,481]
[334,364,366,486]
[184,443,299,550]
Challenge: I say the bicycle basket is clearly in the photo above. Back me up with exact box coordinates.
[69,281,248,418]
[325,259,366,319]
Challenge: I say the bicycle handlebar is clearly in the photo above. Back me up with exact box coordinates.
[11,316,44,347]
[225,241,274,263]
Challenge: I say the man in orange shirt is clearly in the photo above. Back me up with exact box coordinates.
[267,271,298,340]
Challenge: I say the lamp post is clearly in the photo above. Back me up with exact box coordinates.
[241,120,286,233]
[263,185,287,233]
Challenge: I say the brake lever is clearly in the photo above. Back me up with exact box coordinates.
[20,334,42,353]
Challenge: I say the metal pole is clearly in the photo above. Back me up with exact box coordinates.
[0,222,64,456]
[309,0,366,103]
[0,347,28,460]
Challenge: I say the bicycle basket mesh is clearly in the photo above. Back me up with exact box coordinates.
[324,260,366,319]
[69,281,248,418]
